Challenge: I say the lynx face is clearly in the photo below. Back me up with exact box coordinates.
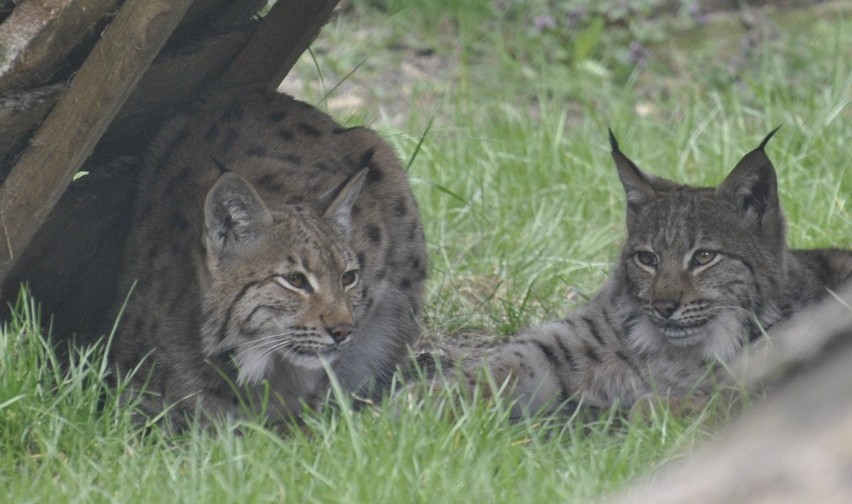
[613,129,785,360]
[200,171,367,385]
[621,193,771,359]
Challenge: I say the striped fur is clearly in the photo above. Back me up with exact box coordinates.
[111,89,427,427]
[459,130,852,416]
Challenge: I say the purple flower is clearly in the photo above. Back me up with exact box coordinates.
[627,41,649,65]
[533,15,556,32]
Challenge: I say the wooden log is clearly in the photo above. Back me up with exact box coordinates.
[0,1,262,176]
[99,28,254,151]
[177,0,264,38]
[0,0,342,341]
[0,0,195,284]
[605,285,852,504]
[0,84,64,172]
[0,0,118,95]
[216,0,339,90]
[83,1,266,152]
[0,24,256,176]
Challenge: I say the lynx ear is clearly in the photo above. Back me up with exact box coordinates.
[204,173,273,267]
[321,168,368,239]
[610,130,658,227]
[717,128,782,236]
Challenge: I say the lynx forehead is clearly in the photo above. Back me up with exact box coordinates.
[111,89,428,427]
[448,129,852,417]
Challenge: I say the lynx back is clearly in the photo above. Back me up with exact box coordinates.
[112,89,428,426]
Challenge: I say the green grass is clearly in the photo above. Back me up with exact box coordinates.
[3,291,719,502]
[293,0,852,337]
[3,1,851,502]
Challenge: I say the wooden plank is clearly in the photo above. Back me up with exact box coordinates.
[0,0,118,95]
[1,26,258,176]
[0,84,64,173]
[0,1,261,176]
[101,28,254,149]
[216,0,339,90]
[0,0,195,283]
[179,0,265,36]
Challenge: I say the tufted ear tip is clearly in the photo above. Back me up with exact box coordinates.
[608,128,620,152]
[717,133,782,240]
[757,126,781,152]
[608,132,661,232]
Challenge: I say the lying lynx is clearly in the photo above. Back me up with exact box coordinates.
[453,129,852,416]
[112,89,427,427]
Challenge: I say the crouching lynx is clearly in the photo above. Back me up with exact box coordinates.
[111,89,427,427]
[452,129,852,416]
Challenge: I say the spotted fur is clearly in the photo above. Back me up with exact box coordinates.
[457,130,852,416]
[112,89,428,427]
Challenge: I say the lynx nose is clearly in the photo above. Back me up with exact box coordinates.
[653,300,679,319]
[327,322,354,343]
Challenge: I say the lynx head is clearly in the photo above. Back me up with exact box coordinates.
[199,169,367,385]
[611,129,786,360]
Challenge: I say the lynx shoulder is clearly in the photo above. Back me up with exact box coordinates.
[112,89,427,426]
[457,129,852,416]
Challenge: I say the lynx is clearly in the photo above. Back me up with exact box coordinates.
[111,89,427,427]
[451,129,852,416]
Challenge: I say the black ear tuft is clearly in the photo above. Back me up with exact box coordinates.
[608,128,620,153]
[609,130,653,201]
[717,134,783,241]
[757,126,781,152]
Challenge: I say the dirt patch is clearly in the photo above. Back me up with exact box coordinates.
[279,39,454,130]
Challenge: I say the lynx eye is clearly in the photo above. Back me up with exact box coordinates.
[635,251,658,268]
[341,270,360,289]
[277,272,311,292]
[690,250,717,267]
